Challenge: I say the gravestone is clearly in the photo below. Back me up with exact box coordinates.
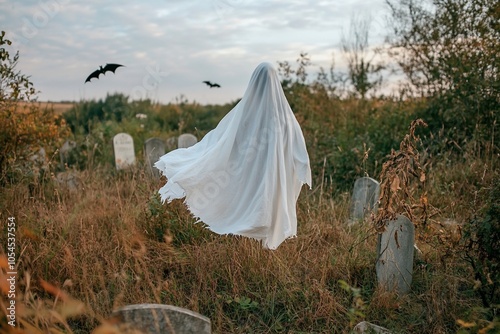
[59,140,77,168]
[353,321,391,333]
[56,171,79,192]
[376,215,415,295]
[178,133,197,148]
[30,147,47,164]
[349,177,380,223]
[144,138,165,178]
[166,136,178,151]
[113,133,136,170]
[112,304,211,334]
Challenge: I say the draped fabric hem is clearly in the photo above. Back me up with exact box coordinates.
[153,62,311,250]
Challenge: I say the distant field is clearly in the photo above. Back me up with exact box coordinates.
[16,101,74,115]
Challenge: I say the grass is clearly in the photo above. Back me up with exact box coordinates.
[16,101,74,115]
[0,96,498,333]
[0,152,497,333]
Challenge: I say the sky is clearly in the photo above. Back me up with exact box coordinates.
[1,0,390,105]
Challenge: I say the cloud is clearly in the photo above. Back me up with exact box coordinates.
[2,0,390,104]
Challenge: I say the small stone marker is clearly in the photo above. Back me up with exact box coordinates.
[166,136,178,151]
[350,177,380,223]
[112,304,211,334]
[113,133,136,170]
[30,147,47,164]
[59,140,76,167]
[144,138,165,178]
[178,133,198,148]
[376,215,415,295]
[353,321,391,333]
[56,171,79,191]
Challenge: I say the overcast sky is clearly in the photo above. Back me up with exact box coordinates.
[2,0,389,105]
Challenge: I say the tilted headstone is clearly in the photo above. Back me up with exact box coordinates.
[353,321,392,333]
[112,304,211,334]
[144,138,165,178]
[59,140,77,167]
[376,215,415,295]
[349,177,380,223]
[178,133,198,148]
[166,136,178,151]
[113,133,136,170]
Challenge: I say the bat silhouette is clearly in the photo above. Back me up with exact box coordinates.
[85,63,124,83]
[203,81,221,88]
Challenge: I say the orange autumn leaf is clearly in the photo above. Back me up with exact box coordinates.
[390,175,400,193]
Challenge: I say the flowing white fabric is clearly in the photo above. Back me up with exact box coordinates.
[154,62,312,249]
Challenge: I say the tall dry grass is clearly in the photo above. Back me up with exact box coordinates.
[1,147,495,333]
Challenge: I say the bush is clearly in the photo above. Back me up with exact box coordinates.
[0,31,69,184]
[463,178,500,309]
[386,0,499,154]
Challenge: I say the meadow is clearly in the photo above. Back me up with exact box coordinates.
[0,93,498,333]
[1,1,499,329]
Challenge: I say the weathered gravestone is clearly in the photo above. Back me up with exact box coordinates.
[144,138,165,178]
[349,177,380,223]
[113,133,136,170]
[166,136,178,151]
[59,140,77,168]
[29,147,48,180]
[30,147,47,165]
[353,321,392,333]
[56,171,79,192]
[178,133,198,148]
[376,215,415,295]
[112,304,211,334]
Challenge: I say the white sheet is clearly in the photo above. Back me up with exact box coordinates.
[154,62,311,249]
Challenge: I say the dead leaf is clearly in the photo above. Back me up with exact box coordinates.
[456,319,476,328]
[420,172,426,182]
[390,175,400,193]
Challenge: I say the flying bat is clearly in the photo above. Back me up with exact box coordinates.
[85,63,124,83]
[203,81,221,88]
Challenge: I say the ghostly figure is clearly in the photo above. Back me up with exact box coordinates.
[155,62,311,249]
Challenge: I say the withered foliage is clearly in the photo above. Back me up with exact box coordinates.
[374,119,435,233]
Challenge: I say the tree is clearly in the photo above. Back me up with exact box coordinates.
[0,31,68,183]
[386,0,499,151]
[341,15,385,99]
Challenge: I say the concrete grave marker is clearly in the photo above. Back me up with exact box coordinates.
[113,133,136,170]
[178,133,198,148]
[56,171,79,191]
[350,177,380,223]
[30,147,46,164]
[59,140,76,168]
[166,136,178,151]
[376,215,415,295]
[353,321,392,333]
[144,138,165,178]
[112,304,211,334]
[353,321,391,334]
